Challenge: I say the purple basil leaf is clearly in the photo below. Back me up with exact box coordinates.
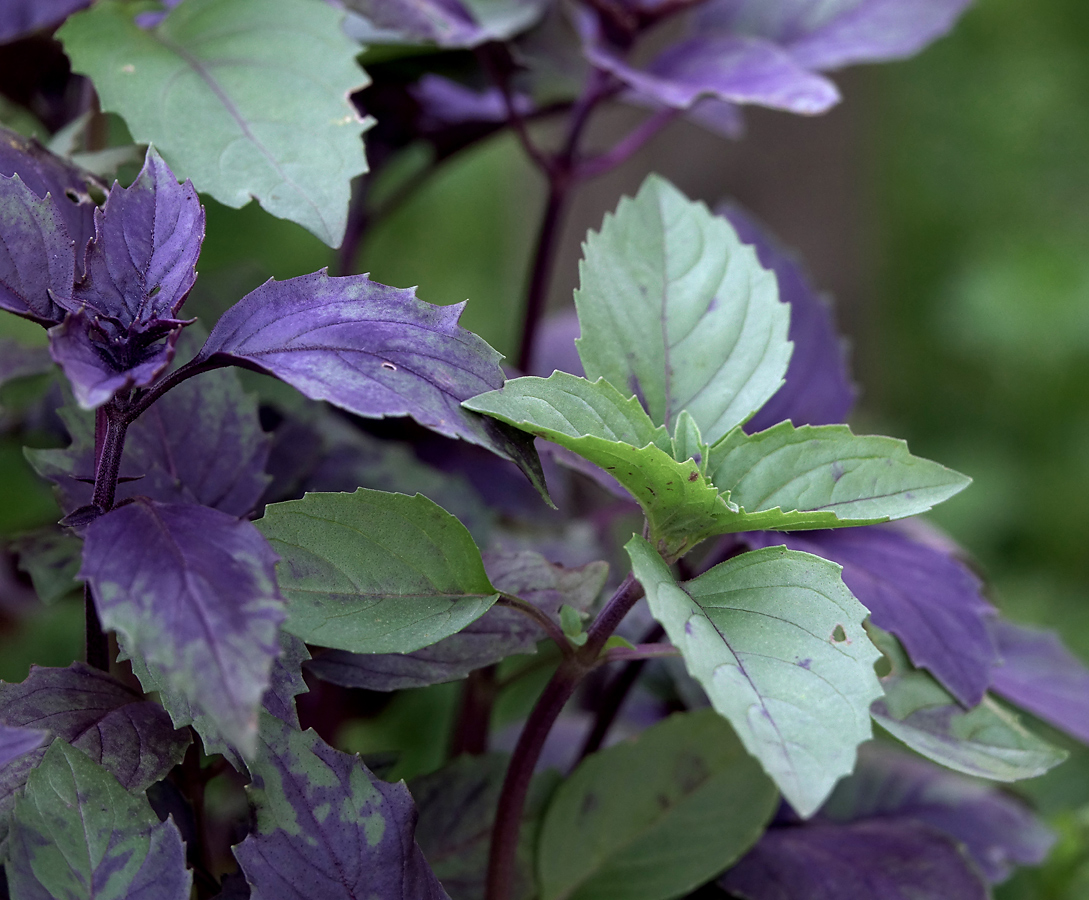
[234,713,450,900]
[719,817,988,900]
[263,631,311,728]
[49,307,182,409]
[0,662,190,851]
[28,354,271,517]
[411,74,533,128]
[0,125,99,265]
[215,871,252,900]
[80,499,285,757]
[824,744,1054,884]
[742,526,996,706]
[722,205,857,431]
[581,13,839,115]
[0,727,45,769]
[0,0,92,43]
[699,0,975,72]
[197,270,547,497]
[307,551,607,691]
[0,175,75,325]
[345,0,545,48]
[72,146,203,326]
[527,308,584,379]
[989,620,1089,746]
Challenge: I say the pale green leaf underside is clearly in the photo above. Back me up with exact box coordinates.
[465,374,737,559]
[707,421,972,531]
[537,710,777,900]
[9,741,190,900]
[869,627,1066,782]
[627,537,884,817]
[574,174,791,444]
[258,489,498,654]
[59,0,370,246]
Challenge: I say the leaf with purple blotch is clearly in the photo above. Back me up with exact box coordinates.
[719,817,988,900]
[0,125,98,262]
[306,551,607,691]
[0,661,190,851]
[989,620,1089,747]
[257,489,498,654]
[825,743,1054,883]
[80,499,285,758]
[27,357,271,518]
[344,0,547,48]
[0,726,45,769]
[722,205,856,431]
[0,0,92,43]
[233,712,450,900]
[698,0,975,72]
[198,270,547,497]
[263,631,310,729]
[411,754,560,900]
[627,536,883,817]
[48,147,203,409]
[584,27,841,117]
[0,174,75,325]
[868,625,1066,781]
[742,526,996,707]
[6,740,191,900]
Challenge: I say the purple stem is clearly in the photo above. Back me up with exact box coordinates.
[576,107,680,180]
[485,573,644,900]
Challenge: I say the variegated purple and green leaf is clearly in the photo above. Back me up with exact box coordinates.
[233,712,450,900]
[6,740,191,900]
[80,499,285,757]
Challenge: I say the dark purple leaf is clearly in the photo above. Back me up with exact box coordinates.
[307,551,607,691]
[0,727,45,769]
[698,0,975,72]
[72,146,203,325]
[0,126,98,262]
[215,871,252,899]
[198,270,546,496]
[28,357,271,517]
[411,74,532,128]
[580,13,839,116]
[0,0,92,43]
[49,307,182,409]
[0,662,190,850]
[233,713,449,900]
[80,499,285,756]
[527,308,583,379]
[723,205,856,431]
[989,620,1089,746]
[0,175,75,325]
[719,818,988,900]
[825,744,1054,884]
[742,526,996,706]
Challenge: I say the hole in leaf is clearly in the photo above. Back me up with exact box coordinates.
[64,188,80,203]
[831,624,847,643]
[874,655,892,678]
[381,361,397,371]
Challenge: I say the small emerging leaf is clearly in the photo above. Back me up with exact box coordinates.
[7,740,191,900]
[537,709,778,900]
[259,489,498,654]
[627,536,883,816]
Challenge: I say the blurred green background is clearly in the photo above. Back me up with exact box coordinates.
[3,0,1089,893]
